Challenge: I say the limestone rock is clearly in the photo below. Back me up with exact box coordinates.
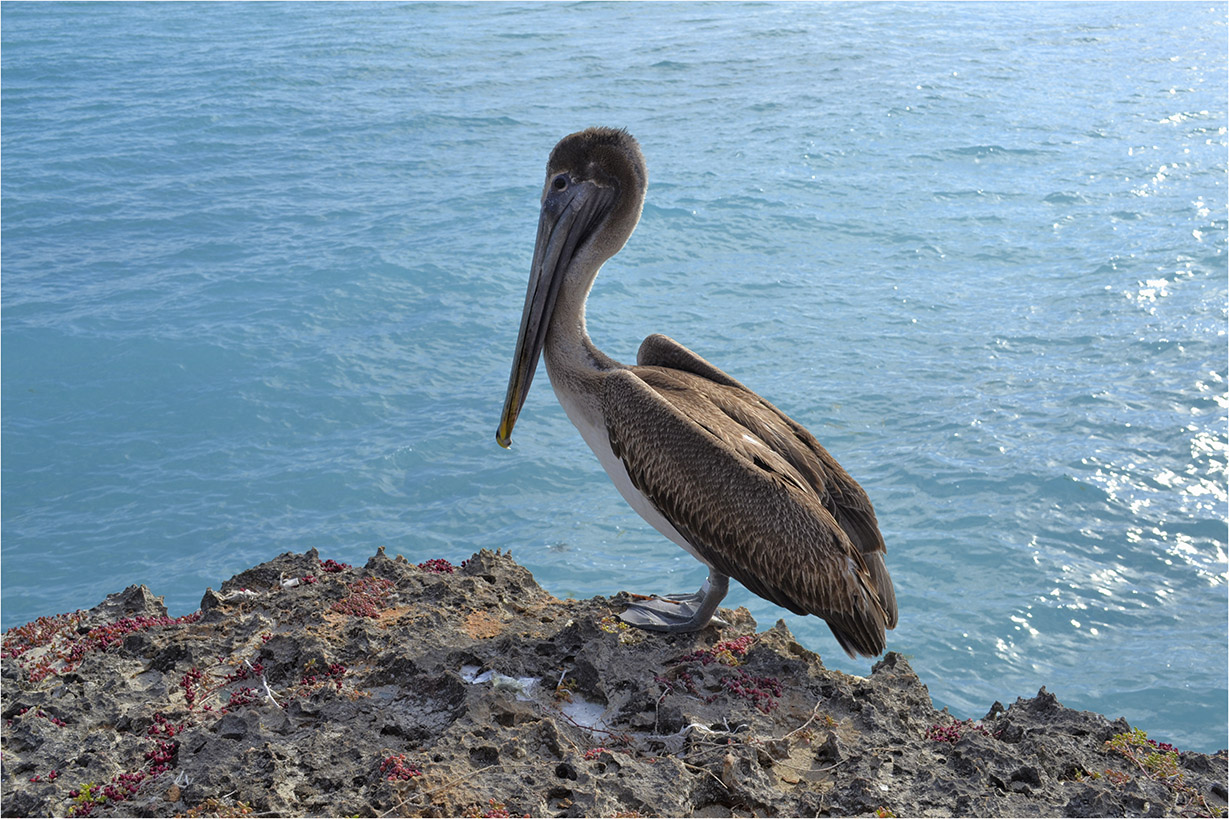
[2,549,1224,817]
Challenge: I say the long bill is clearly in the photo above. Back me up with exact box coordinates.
[496,180,611,448]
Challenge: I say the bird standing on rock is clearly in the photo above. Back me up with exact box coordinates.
[497,127,897,658]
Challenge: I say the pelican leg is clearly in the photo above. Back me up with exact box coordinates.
[619,572,730,632]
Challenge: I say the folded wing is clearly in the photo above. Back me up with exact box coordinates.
[600,334,896,657]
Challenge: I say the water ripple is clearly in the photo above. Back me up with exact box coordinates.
[2,1,1225,752]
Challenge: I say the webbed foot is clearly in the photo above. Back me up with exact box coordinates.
[619,573,729,633]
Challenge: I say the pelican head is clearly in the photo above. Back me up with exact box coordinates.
[497,128,648,448]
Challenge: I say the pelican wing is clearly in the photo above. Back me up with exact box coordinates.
[636,333,897,628]
[637,333,752,391]
[602,366,890,657]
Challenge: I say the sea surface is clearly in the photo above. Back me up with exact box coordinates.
[3,2,1226,752]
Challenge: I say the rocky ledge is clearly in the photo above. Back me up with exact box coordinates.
[2,549,1225,818]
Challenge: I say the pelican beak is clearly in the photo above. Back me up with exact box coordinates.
[497,179,614,448]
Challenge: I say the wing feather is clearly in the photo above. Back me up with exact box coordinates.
[636,334,897,628]
[602,365,890,657]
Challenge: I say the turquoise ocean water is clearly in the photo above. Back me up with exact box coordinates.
[3,3,1226,751]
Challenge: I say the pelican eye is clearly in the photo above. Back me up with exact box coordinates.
[551,174,568,191]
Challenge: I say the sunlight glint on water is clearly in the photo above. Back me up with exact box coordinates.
[2,3,1226,751]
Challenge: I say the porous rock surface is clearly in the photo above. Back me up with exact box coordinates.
[2,548,1225,817]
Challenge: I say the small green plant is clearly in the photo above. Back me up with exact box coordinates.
[1106,728,1180,780]
[1104,728,1223,817]
[66,781,106,817]
[598,614,644,645]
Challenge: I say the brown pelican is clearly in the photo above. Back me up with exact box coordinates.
[496,127,897,657]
